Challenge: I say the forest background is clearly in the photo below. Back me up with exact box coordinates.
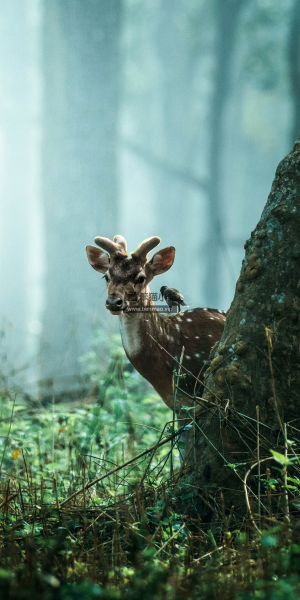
[1,0,299,396]
[1,2,300,598]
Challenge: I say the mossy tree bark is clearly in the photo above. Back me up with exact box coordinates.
[182,138,300,525]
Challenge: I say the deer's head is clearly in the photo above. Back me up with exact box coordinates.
[86,235,175,314]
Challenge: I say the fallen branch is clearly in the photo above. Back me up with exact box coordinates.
[154,523,186,557]
[193,545,224,563]
[0,493,18,511]
[85,507,117,531]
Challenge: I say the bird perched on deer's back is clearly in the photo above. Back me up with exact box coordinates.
[160,286,187,314]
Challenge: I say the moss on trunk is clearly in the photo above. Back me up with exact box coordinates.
[181,138,300,526]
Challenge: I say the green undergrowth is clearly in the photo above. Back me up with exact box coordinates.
[0,331,300,598]
[0,332,175,499]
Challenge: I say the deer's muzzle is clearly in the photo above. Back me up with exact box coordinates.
[105,297,124,313]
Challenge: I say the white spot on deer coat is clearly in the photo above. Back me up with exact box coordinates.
[187,318,192,322]
[195,335,199,339]
[195,353,200,358]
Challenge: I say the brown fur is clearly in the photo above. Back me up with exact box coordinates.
[121,306,226,409]
[86,238,226,410]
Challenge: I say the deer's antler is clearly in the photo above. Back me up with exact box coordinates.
[94,235,127,255]
[131,237,161,261]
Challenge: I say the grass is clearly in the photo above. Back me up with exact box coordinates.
[0,331,300,598]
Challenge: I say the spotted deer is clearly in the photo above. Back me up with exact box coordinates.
[86,235,226,413]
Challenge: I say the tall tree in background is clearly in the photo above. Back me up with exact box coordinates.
[155,0,248,308]
[0,0,41,388]
[154,0,208,304]
[121,0,210,306]
[205,0,247,307]
[288,0,300,146]
[122,0,248,310]
[40,0,121,391]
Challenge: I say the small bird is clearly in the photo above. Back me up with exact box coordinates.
[160,286,187,316]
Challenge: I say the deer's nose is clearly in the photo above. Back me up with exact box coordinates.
[105,297,123,311]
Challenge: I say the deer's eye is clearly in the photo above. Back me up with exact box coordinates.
[137,276,146,284]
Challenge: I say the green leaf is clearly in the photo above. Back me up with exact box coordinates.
[225,462,246,470]
[287,477,300,485]
[207,529,218,549]
[270,449,292,466]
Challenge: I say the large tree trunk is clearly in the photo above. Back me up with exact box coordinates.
[40,0,121,392]
[181,138,300,526]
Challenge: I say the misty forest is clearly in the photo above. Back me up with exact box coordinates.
[1,0,300,598]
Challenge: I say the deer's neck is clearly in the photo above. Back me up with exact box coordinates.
[119,311,144,358]
[118,286,174,405]
[118,285,157,360]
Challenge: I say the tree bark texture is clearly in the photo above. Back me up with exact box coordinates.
[182,138,300,525]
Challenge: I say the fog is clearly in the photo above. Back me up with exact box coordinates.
[0,0,297,394]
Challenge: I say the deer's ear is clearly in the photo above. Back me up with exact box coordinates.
[86,245,110,273]
[148,246,175,276]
